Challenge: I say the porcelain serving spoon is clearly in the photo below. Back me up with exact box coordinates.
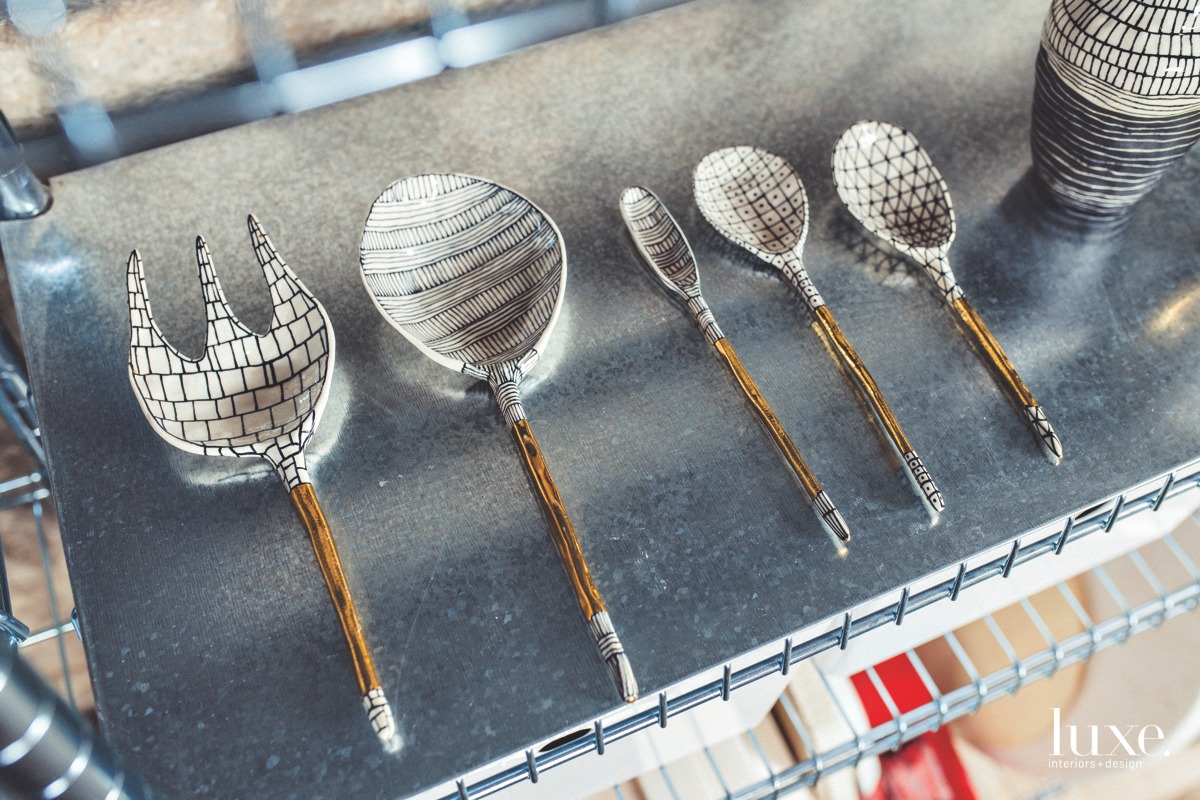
[621,185,851,552]
[694,147,945,519]
[359,173,638,703]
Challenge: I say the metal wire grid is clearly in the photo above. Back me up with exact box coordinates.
[0,331,91,715]
[5,0,695,176]
[440,460,1200,800]
[594,520,1200,800]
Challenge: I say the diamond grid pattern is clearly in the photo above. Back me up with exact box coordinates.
[694,146,809,256]
[127,216,332,489]
[694,146,824,309]
[832,121,963,303]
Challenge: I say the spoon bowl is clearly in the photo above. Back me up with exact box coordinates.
[693,146,809,258]
[832,121,956,258]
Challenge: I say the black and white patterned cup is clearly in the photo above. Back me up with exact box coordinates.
[1031,0,1200,225]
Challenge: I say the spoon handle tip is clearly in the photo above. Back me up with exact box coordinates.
[363,687,402,752]
[1024,404,1064,465]
[901,450,945,519]
[813,490,851,544]
[589,610,639,703]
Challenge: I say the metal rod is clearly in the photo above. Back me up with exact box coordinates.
[0,637,162,799]
[0,111,51,220]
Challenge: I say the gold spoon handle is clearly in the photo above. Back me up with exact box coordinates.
[510,419,639,702]
[811,306,944,517]
[289,483,398,749]
[712,337,850,546]
[950,297,1063,464]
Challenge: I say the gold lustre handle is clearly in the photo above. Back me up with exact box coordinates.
[812,305,912,454]
[511,418,605,619]
[713,337,822,500]
[951,297,1063,463]
[510,420,639,701]
[289,482,380,695]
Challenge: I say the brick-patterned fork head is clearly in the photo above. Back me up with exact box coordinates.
[126,214,335,490]
[126,217,400,749]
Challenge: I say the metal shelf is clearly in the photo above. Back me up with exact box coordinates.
[607,518,1200,800]
[438,472,1200,800]
[5,1,1200,798]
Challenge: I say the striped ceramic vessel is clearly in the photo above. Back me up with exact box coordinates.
[1031,0,1200,223]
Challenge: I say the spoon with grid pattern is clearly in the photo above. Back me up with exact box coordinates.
[694,146,945,519]
[127,215,398,750]
[832,121,1063,464]
[620,186,850,552]
[359,173,638,703]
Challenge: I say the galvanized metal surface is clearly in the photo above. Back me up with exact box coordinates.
[2,0,1199,797]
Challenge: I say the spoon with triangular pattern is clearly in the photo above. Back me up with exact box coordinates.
[832,121,1063,464]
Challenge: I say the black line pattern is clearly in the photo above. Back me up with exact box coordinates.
[127,215,333,489]
[360,172,564,424]
[1032,0,1200,219]
[618,187,725,346]
[692,147,824,308]
[831,122,962,303]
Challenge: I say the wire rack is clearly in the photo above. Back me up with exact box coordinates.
[431,459,1200,800]
[5,0,694,176]
[0,328,90,715]
[591,518,1200,800]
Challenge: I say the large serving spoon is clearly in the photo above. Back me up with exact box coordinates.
[359,173,637,703]
[831,121,1063,464]
[127,216,398,750]
[694,147,945,519]
[620,186,850,552]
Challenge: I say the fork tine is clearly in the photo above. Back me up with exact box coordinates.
[195,236,254,347]
[247,214,304,311]
[127,249,188,364]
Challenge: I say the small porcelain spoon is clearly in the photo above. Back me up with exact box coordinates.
[832,121,1063,464]
[621,186,850,552]
[694,147,945,519]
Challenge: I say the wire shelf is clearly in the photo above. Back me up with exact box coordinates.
[0,334,90,716]
[439,464,1200,800]
[597,517,1200,800]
